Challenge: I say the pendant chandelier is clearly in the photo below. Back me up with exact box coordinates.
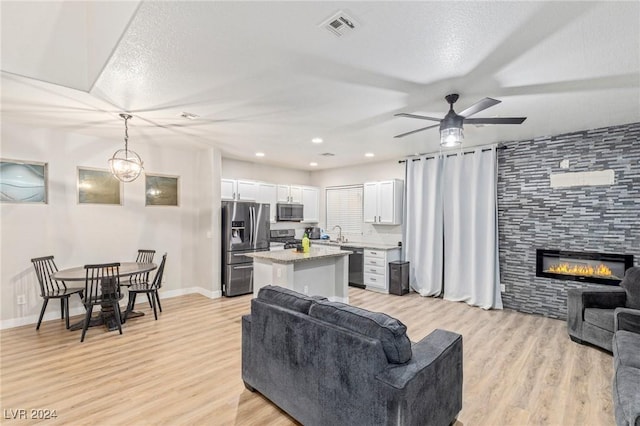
[109,113,143,182]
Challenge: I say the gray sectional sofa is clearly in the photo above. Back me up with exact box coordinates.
[613,330,640,426]
[242,285,463,426]
[567,267,640,425]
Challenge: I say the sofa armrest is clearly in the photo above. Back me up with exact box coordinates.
[567,288,626,340]
[241,314,252,386]
[568,287,626,310]
[375,329,461,389]
[614,308,640,334]
[374,329,463,426]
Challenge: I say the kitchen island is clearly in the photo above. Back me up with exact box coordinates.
[246,246,352,302]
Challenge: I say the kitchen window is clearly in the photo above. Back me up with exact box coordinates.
[325,185,363,236]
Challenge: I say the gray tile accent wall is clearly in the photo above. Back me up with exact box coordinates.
[497,122,640,319]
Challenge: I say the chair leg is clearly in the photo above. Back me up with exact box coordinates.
[81,305,93,342]
[36,299,49,330]
[64,297,70,329]
[147,293,153,309]
[150,292,158,320]
[155,292,162,312]
[113,302,123,335]
[60,299,64,319]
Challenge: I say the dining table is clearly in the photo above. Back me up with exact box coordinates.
[51,262,157,332]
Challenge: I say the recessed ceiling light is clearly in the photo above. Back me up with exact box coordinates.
[312,137,323,144]
[255,152,265,157]
[365,153,375,158]
[180,112,199,120]
[310,162,318,167]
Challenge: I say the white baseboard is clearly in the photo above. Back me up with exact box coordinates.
[0,286,222,330]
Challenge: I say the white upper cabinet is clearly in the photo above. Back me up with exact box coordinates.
[236,180,257,200]
[301,186,319,223]
[277,185,303,203]
[221,178,236,200]
[224,179,318,223]
[256,182,278,223]
[221,179,258,201]
[363,179,403,225]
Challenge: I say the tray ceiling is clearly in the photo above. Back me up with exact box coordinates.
[1,1,639,170]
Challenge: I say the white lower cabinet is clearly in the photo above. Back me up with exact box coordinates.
[363,248,401,293]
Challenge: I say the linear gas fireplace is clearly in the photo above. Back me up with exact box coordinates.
[536,249,634,286]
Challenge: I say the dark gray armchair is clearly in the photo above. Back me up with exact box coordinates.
[567,266,640,352]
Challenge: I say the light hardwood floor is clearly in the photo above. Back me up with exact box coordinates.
[0,288,614,425]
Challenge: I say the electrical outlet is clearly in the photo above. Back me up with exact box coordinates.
[17,295,26,305]
[500,284,506,292]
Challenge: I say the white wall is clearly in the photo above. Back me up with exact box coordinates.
[221,157,313,236]
[0,122,221,328]
[221,158,406,244]
[222,158,310,185]
[311,160,405,245]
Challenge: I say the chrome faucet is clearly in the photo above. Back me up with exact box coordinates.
[333,225,343,243]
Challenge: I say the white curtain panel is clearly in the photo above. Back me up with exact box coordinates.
[442,147,502,309]
[403,156,444,296]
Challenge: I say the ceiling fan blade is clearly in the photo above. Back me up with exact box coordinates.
[394,113,442,122]
[458,97,501,118]
[464,117,527,125]
[394,124,440,138]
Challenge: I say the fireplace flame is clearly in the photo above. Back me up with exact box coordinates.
[547,262,615,278]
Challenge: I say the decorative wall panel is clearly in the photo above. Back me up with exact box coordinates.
[497,122,640,319]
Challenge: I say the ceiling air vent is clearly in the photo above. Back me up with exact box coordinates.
[320,152,336,157]
[321,11,358,37]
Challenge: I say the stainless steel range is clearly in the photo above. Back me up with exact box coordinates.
[270,229,301,249]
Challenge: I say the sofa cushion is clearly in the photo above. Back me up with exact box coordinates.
[584,308,615,332]
[257,286,326,314]
[620,267,640,309]
[309,300,412,364]
[613,331,640,369]
[613,365,640,426]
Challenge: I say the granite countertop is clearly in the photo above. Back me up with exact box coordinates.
[246,246,352,264]
[312,240,401,251]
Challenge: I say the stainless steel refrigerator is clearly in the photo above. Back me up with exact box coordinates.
[221,201,270,296]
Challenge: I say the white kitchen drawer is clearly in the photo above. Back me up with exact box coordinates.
[364,249,385,259]
[364,265,385,276]
[364,272,386,289]
[364,257,385,267]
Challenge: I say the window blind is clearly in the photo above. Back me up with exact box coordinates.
[325,185,363,236]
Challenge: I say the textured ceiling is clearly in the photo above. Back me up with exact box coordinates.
[1,1,639,170]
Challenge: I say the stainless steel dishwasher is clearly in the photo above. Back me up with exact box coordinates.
[343,246,364,288]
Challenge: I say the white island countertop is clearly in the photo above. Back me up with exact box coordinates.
[247,246,352,264]
[312,240,401,251]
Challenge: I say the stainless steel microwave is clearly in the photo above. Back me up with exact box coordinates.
[276,203,303,221]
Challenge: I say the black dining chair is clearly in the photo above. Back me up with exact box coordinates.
[81,262,123,342]
[122,249,156,288]
[31,256,84,330]
[124,253,167,322]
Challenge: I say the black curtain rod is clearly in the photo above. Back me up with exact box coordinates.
[398,146,506,163]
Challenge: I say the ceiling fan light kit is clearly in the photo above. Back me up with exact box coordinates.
[394,93,527,148]
[109,113,144,183]
[440,127,464,147]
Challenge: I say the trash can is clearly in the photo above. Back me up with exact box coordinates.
[388,261,409,296]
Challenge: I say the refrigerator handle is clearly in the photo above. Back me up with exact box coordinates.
[251,206,256,246]
[253,206,258,248]
[249,206,253,246]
